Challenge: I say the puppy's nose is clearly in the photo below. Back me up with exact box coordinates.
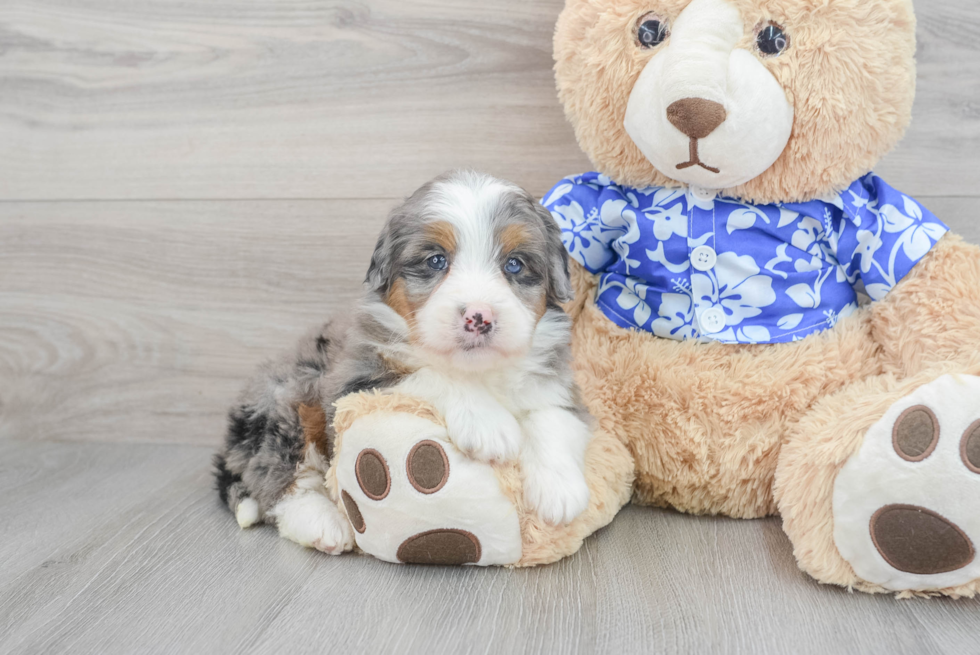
[463,305,495,336]
[666,98,727,139]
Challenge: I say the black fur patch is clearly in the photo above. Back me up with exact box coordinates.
[297,358,326,374]
[212,453,241,506]
[226,405,269,456]
[339,370,402,397]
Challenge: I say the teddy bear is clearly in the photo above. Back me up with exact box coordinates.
[538,0,980,597]
[317,0,980,594]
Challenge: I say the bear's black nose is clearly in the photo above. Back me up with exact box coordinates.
[667,98,727,139]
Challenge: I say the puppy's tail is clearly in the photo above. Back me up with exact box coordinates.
[212,321,339,522]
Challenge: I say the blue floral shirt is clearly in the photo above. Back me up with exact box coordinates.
[543,172,948,344]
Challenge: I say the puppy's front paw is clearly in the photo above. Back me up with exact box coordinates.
[272,490,354,555]
[446,404,522,463]
[523,463,591,526]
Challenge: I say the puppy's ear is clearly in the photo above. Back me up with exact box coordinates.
[530,198,573,304]
[365,220,395,294]
[366,183,433,294]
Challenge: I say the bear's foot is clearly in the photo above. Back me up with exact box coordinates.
[332,410,523,566]
[834,375,980,592]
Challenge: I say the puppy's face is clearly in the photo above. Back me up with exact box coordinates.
[366,171,572,370]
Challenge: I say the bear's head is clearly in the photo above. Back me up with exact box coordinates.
[554,0,916,203]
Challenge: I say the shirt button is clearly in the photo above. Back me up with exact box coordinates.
[700,307,727,335]
[691,245,717,272]
[690,186,717,202]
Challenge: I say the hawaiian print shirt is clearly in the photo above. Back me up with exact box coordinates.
[543,172,948,344]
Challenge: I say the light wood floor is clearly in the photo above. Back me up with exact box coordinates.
[2,0,980,653]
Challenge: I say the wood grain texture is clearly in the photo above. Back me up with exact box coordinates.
[0,0,588,201]
[0,199,391,444]
[1,440,979,655]
[2,0,979,201]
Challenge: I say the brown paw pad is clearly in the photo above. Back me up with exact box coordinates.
[961,420,980,474]
[407,440,450,494]
[396,529,482,565]
[870,504,975,574]
[356,448,390,500]
[892,405,939,462]
[341,490,365,534]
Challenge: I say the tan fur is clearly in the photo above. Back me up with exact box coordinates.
[385,278,416,323]
[870,235,980,377]
[499,223,530,254]
[555,0,917,204]
[297,403,329,459]
[332,391,447,438]
[327,390,634,567]
[569,260,882,518]
[424,220,457,255]
[380,352,417,379]
[533,293,549,322]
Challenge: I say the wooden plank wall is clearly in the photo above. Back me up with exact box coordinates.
[1,0,979,449]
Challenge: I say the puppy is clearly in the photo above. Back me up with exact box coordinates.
[214,171,593,554]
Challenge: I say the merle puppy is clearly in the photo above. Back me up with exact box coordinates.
[214,171,593,554]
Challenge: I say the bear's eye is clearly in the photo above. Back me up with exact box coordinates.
[636,13,669,49]
[757,23,789,56]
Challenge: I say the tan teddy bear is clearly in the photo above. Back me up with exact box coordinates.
[545,0,980,597]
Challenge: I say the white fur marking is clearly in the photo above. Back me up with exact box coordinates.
[269,465,354,555]
[235,498,260,529]
[520,407,591,525]
[395,369,524,463]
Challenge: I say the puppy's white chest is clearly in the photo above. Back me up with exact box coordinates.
[395,368,520,414]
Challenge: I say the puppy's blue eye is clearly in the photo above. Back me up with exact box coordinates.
[504,258,523,275]
[427,254,448,271]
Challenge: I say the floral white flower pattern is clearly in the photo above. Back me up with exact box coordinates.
[650,280,698,340]
[691,252,777,326]
[543,172,948,344]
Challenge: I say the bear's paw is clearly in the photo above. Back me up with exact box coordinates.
[334,410,522,566]
[834,375,980,591]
